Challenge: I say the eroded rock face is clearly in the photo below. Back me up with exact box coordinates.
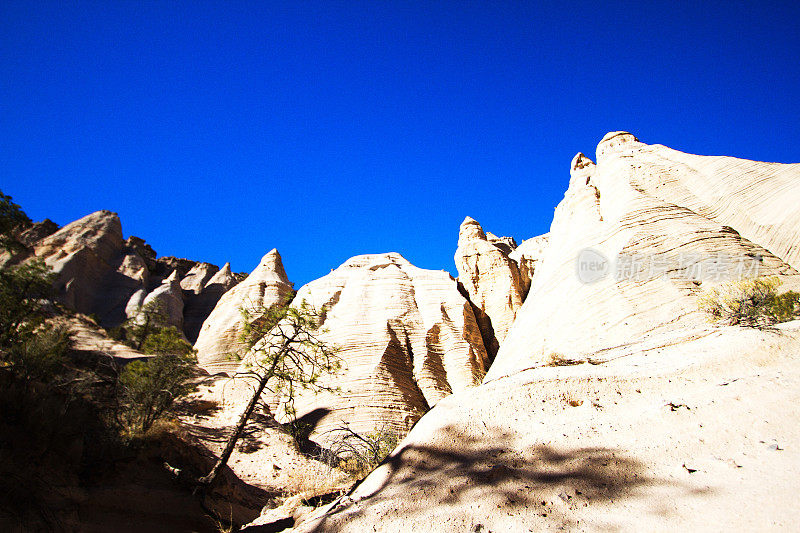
[195,250,293,373]
[454,217,525,357]
[487,133,800,381]
[142,271,185,333]
[183,262,237,343]
[259,252,490,440]
[17,219,59,247]
[509,233,550,297]
[33,210,146,325]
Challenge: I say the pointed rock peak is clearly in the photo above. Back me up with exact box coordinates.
[166,270,180,283]
[570,152,597,188]
[596,131,643,162]
[459,216,487,241]
[251,248,289,283]
[204,262,236,289]
[571,152,595,172]
[50,210,121,236]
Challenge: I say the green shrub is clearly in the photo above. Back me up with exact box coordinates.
[141,325,194,356]
[117,351,197,436]
[698,276,800,327]
[7,323,72,382]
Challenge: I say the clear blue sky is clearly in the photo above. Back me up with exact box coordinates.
[2,1,798,286]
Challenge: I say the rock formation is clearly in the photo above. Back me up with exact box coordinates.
[17,218,59,247]
[454,216,525,357]
[4,209,240,337]
[194,249,293,374]
[508,233,549,296]
[487,133,800,381]
[295,132,800,533]
[31,210,148,325]
[258,252,489,440]
[183,262,237,343]
[141,271,185,333]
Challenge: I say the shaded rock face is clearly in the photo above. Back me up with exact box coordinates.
[17,218,59,247]
[33,211,147,326]
[16,210,239,337]
[183,262,236,343]
[194,250,293,374]
[265,252,489,440]
[142,272,185,332]
[454,217,526,358]
[487,133,800,381]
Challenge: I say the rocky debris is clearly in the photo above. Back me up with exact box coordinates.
[251,252,489,441]
[194,249,293,374]
[454,217,525,358]
[487,132,800,381]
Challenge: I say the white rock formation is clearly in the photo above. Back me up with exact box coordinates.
[180,262,219,294]
[487,133,800,381]
[195,250,293,374]
[259,252,489,439]
[141,271,185,333]
[454,217,525,356]
[508,233,550,296]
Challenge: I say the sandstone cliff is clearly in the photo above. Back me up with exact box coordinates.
[32,210,149,326]
[9,209,239,340]
[294,132,800,533]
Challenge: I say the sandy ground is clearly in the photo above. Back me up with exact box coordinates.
[296,322,800,532]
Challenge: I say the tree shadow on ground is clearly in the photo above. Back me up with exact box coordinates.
[306,423,708,531]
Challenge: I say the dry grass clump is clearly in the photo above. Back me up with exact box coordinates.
[324,423,402,480]
[278,461,350,500]
[698,276,800,327]
[546,352,585,367]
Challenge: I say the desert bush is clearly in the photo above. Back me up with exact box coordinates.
[141,325,194,356]
[117,351,197,436]
[698,276,800,327]
[325,423,402,479]
[6,323,72,382]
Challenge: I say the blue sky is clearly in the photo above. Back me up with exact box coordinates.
[2,1,798,286]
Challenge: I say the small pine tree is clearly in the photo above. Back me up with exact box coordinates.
[197,298,340,487]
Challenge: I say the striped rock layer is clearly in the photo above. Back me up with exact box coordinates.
[259,252,490,440]
[487,132,800,380]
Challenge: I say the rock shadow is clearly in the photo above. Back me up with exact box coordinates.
[308,423,702,531]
